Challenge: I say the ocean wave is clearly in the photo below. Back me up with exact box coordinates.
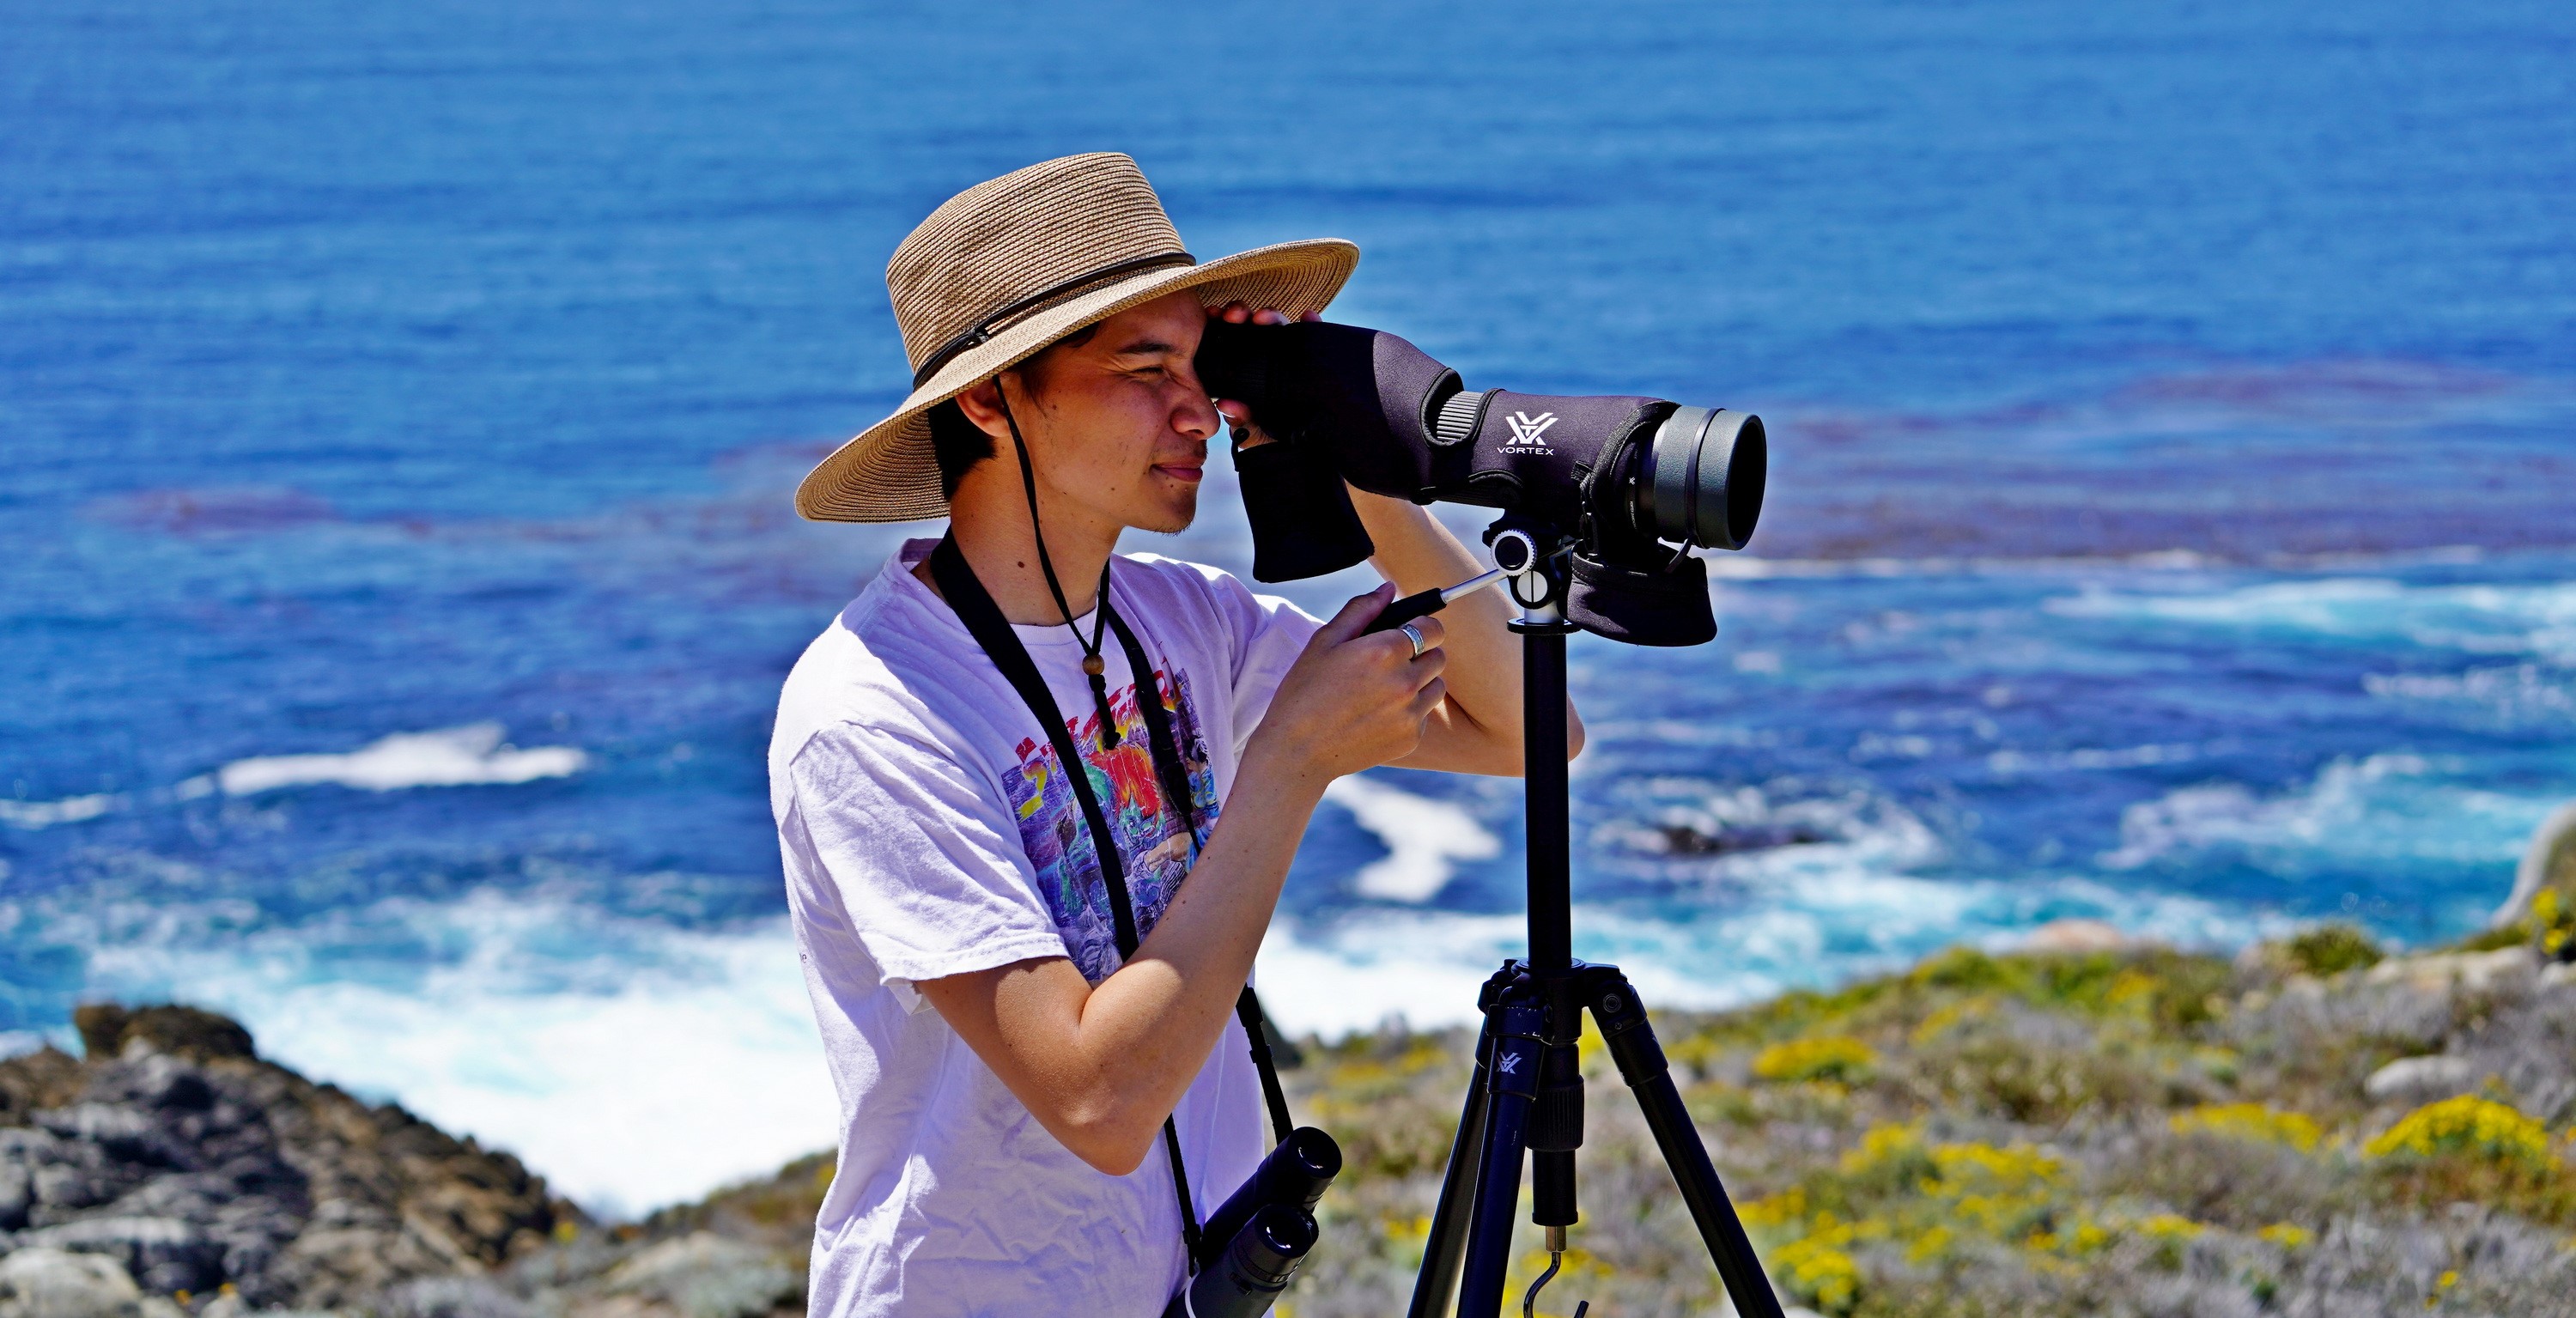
[1321,776,1502,903]
[2045,576,2576,657]
[2364,663,2576,720]
[209,723,587,796]
[0,793,124,830]
[2101,753,2554,872]
[75,891,832,1218]
[1256,872,2281,1038]
[3,726,588,829]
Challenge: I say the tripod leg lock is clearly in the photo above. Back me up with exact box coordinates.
[1583,968,1673,1089]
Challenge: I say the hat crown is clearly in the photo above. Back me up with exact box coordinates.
[887,153,1188,372]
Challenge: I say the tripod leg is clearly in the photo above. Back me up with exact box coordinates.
[1588,973,1787,1318]
[1453,995,1546,1318]
[1406,1006,1496,1318]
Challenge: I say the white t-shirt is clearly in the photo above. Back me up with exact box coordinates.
[769,537,1321,1318]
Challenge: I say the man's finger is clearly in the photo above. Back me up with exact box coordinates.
[1411,677,1449,718]
[1403,615,1447,654]
[1315,584,1398,643]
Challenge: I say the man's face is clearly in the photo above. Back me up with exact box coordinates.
[997,292,1221,537]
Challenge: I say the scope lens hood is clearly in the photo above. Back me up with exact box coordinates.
[1639,407,1765,550]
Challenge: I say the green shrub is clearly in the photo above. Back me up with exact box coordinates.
[2281,923,2382,976]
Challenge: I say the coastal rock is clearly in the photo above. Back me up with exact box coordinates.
[592,1233,799,1318]
[2362,946,2535,995]
[2363,1054,2480,1102]
[0,1005,564,1310]
[2020,919,2131,952]
[0,1247,181,1318]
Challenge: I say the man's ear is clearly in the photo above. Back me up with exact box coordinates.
[951,377,1013,442]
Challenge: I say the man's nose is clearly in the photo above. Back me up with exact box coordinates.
[1171,381,1222,441]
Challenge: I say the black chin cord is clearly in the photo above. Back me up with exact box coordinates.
[995,384,1121,749]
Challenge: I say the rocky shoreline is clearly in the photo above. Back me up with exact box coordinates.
[7,914,2574,1318]
[0,1005,799,1318]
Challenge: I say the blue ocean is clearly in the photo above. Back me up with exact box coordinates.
[5,0,2572,1212]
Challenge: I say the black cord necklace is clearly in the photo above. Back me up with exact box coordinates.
[993,386,1123,750]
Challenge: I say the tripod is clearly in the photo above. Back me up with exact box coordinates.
[1403,526,1785,1318]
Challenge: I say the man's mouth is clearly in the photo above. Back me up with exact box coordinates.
[1154,462,1205,484]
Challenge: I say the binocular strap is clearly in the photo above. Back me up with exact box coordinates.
[927,535,1297,1273]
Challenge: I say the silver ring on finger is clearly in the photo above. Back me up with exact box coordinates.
[1398,621,1427,659]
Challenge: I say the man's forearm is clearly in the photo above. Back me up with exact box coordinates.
[925,762,1321,1175]
[1348,488,1581,772]
[918,579,1442,1175]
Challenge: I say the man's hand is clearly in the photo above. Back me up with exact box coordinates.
[1208,301,1316,455]
[1246,586,1448,792]
[1206,301,1581,776]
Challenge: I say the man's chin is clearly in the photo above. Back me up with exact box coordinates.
[1133,491,1199,536]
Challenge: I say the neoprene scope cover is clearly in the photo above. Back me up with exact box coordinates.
[1195,316,1765,646]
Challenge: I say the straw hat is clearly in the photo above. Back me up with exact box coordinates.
[797,153,1360,522]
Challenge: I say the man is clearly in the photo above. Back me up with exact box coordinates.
[770,153,1579,1316]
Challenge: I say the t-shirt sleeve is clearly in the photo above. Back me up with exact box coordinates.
[787,721,1071,988]
[1207,571,1324,760]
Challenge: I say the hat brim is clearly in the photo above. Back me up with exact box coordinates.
[796,238,1361,523]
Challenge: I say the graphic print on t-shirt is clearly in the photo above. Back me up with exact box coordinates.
[999,667,1218,984]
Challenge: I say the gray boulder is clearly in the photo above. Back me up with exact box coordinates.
[0,1248,181,1318]
[2364,1054,2481,1102]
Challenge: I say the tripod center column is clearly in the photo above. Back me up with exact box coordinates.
[1513,618,1576,972]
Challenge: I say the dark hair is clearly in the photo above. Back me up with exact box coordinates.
[927,400,990,501]
[923,322,1102,501]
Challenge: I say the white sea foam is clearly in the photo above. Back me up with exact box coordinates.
[1321,775,1502,903]
[1255,866,2277,1038]
[2047,576,2576,659]
[0,793,123,830]
[78,893,831,1217]
[1262,769,2270,1038]
[2366,663,2576,719]
[2102,753,2555,871]
[1986,742,2208,774]
[214,723,587,796]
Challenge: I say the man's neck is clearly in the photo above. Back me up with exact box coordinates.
[926,477,1122,626]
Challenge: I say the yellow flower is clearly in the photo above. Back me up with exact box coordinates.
[1838,1121,1926,1175]
[2258,1222,2314,1249]
[2365,1095,2552,1169]
[1753,1035,1879,1084]
[2105,968,2160,1010]
[1905,1224,1953,1262]
[1740,1187,1809,1230]
[2170,1102,2324,1153]
[1773,1234,1862,1312]
[2136,1213,2204,1241]
[1929,1140,2065,1191]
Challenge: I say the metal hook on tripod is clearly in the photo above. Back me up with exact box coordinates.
[1521,1226,1589,1318]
